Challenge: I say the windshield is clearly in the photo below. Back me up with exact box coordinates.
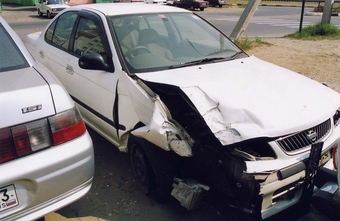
[110,12,246,73]
[0,24,29,72]
[47,0,65,4]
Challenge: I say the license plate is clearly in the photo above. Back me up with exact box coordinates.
[0,185,19,212]
[301,142,323,201]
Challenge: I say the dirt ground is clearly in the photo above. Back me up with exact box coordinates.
[245,38,340,93]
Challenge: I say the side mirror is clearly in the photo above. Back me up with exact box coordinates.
[79,53,114,72]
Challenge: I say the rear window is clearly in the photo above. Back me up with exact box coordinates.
[0,24,29,72]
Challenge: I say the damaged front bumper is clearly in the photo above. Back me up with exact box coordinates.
[169,140,334,220]
[246,143,332,219]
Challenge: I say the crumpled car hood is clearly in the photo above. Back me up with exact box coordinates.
[136,56,340,145]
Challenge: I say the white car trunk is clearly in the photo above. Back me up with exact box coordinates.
[0,67,55,128]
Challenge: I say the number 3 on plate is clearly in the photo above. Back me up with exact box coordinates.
[1,188,10,202]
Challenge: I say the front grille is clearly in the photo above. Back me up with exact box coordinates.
[276,119,331,153]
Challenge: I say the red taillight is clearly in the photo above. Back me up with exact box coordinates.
[0,106,86,164]
[49,106,86,146]
[0,128,16,163]
[11,126,31,157]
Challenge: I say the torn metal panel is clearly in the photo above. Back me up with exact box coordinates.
[119,78,194,156]
[181,86,242,145]
[131,95,194,157]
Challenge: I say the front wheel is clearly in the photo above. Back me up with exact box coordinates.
[129,136,176,202]
[47,11,52,19]
[130,142,155,195]
[38,9,43,17]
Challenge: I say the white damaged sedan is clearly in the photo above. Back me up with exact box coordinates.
[0,16,94,221]
[25,3,340,219]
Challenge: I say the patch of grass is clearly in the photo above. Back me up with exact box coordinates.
[285,23,340,40]
[236,37,271,50]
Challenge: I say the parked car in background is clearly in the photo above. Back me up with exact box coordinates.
[0,16,94,221]
[25,3,340,220]
[207,0,226,7]
[36,0,69,19]
[173,0,209,11]
[166,0,175,5]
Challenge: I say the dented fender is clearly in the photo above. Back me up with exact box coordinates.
[128,80,194,157]
[131,95,194,157]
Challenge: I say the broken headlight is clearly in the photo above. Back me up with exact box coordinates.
[232,139,277,161]
[333,107,340,127]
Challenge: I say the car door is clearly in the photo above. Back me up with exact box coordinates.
[41,11,120,144]
[41,0,48,13]
[182,0,191,8]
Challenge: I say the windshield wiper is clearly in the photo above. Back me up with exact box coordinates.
[229,51,246,60]
[169,57,226,69]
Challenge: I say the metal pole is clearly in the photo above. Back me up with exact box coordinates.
[299,0,306,33]
[230,0,261,41]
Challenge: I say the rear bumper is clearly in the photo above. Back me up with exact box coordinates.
[0,131,94,221]
[14,177,93,221]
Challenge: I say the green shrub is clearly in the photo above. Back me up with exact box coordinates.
[236,37,271,50]
[285,23,340,39]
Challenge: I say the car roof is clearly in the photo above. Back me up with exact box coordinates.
[69,3,189,16]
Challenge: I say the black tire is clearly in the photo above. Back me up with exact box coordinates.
[38,9,43,17]
[47,11,52,19]
[219,4,223,8]
[130,141,155,195]
[129,136,175,202]
[200,7,205,11]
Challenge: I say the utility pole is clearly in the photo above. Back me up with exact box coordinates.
[322,0,334,23]
[230,0,262,41]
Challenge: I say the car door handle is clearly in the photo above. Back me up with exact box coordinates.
[66,64,74,75]
[39,50,44,59]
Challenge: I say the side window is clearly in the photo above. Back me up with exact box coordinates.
[73,17,105,56]
[44,11,77,50]
[45,20,56,43]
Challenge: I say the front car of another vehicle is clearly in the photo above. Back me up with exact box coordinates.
[208,0,226,7]
[36,0,69,18]
[25,3,340,219]
[0,16,94,221]
[173,0,209,11]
